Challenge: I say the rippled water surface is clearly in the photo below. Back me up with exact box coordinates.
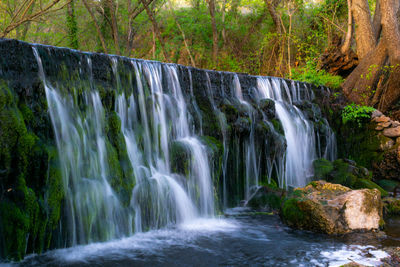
[4,209,399,267]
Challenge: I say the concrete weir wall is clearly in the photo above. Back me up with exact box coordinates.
[0,38,333,260]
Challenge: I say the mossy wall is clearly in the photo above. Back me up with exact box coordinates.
[0,39,334,260]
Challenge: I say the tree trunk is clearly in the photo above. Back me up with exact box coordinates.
[352,0,375,59]
[107,0,120,55]
[207,0,218,65]
[372,0,382,41]
[341,0,353,53]
[67,0,79,49]
[342,0,400,114]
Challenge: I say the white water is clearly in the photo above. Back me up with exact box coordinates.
[33,48,215,244]
[32,45,336,248]
[257,77,336,188]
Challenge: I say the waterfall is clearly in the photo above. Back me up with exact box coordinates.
[257,77,336,188]
[33,47,215,245]
[27,42,335,249]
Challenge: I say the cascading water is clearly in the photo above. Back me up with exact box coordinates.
[28,42,335,251]
[33,47,215,244]
[256,77,336,188]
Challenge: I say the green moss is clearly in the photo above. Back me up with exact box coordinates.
[282,198,305,224]
[313,158,333,179]
[378,179,400,192]
[327,159,357,187]
[271,118,284,135]
[46,156,64,228]
[386,199,400,215]
[353,178,388,197]
[106,111,135,206]
[0,201,30,260]
[338,123,383,169]
[170,140,191,176]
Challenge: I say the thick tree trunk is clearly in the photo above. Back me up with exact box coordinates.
[351,0,375,59]
[376,0,400,111]
[342,0,400,112]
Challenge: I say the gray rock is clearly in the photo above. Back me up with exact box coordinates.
[371,110,384,119]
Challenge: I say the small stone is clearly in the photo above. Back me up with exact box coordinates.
[374,115,391,123]
[376,126,384,131]
[383,126,400,138]
[371,110,384,119]
[392,121,400,127]
[378,121,392,128]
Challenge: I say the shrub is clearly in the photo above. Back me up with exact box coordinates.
[341,103,375,126]
[290,62,344,89]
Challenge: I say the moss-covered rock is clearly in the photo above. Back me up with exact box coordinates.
[311,158,389,197]
[281,181,382,234]
[353,178,388,197]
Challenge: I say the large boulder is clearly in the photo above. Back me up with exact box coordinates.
[281,181,383,234]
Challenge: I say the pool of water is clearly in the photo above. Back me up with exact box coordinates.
[3,208,399,267]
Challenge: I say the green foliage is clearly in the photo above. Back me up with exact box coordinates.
[290,62,344,89]
[341,103,375,126]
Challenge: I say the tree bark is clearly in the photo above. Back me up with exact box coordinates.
[107,0,120,55]
[376,0,400,111]
[372,0,382,42]
[351,0,375,59]
[342,0,400,112]
[341,0,353,53]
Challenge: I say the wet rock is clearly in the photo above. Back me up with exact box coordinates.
[392,121,400,127]
[371,110,384,119]
[378,121,392,128]
[383,127,400,138]
[374,115,391,123]
[281,181,383,234]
